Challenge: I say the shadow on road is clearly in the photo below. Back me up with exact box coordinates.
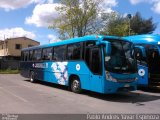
[24,79,68,90]
[138,86,160,93]
[24,79,160,104]
[83,91,160,105]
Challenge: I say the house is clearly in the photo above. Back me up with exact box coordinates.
[0,37,40,60]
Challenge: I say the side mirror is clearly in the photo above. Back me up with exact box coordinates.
[96,41,111,56]
[134,46,146,60]
[105,41,111,56]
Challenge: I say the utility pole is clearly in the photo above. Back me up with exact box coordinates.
[127,14,132,36]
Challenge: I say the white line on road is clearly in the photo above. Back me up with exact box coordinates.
[0,87,28,103]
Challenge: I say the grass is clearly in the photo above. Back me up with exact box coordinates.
[0,69,20,74]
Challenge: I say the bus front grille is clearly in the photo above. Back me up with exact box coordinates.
[117,78,136,83]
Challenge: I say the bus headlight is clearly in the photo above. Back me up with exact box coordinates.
[106,71,117,82]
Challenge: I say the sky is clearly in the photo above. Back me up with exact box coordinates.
[0,0,160,45]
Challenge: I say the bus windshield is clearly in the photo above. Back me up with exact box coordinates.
[104,39,137,74]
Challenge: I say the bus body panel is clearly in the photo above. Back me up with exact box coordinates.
[20,61,33,78]
[103,81,137,94]
[103,72,137,93]
[137,64,148,86]
[20,61,104,93]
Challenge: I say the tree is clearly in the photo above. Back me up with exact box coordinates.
[100,12,130,36]
[101,12,157,36]
[130,12,157,34]
[50,0,104,39]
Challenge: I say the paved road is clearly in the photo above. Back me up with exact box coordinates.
[0,74,160,114]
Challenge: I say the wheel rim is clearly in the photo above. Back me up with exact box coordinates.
[72,80,80,91]
[30,72,34,82]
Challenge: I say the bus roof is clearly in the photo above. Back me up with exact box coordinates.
[22,35,128,51]
[124,34,160,45]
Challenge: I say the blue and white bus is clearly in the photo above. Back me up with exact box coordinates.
[20,35,138,94]
[124,34,160,88]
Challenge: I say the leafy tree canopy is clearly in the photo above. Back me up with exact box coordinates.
[130,12,157,35]
[50,1,157,39]
[50,0,104,39]
[100,12,157,36]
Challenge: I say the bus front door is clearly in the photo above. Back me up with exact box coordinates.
[89,47,103,93]
[147,49,160,87]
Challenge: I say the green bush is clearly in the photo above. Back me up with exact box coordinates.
[0,69,20,74]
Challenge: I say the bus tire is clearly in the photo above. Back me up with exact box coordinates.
[70,77,81,93]
[30,71,36,83]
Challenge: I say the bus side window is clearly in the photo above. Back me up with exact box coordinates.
[86,41,96,47]
[67,43,81,60]
[42,47,53,60]
[84,41,96,66]
[29,50,34,61]
[33,49,42,61]
[21,52,24,61]
[53,45,66,61]
[23,51,29,61]
[90,48,102,75]
[134,48,142,61]
[134,48,147,65]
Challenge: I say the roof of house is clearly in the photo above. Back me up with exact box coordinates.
[0,37,40,44]
[6,37,40,43]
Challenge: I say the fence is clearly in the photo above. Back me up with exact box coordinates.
[0,60,19,70]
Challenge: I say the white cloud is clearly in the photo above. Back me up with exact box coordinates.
[0,0,36,11]
[0,0,54,11]
[103,0,117,7]
[129,0,147,5]
[25,3,61,27]
[151,0,160,14]
[0,27,36,40]
[26,0,117,27]
[48,34,61,43]
[100,0,118,13]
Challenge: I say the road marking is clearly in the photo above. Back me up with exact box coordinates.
[1,87,28,103]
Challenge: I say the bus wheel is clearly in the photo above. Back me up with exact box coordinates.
[30,71,36,83]
[71,77,81,93]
